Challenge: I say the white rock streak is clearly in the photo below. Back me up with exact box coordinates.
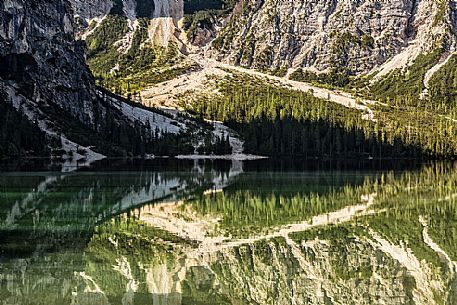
[138,193,377,254]
[148,0,183,46]
[420,52,456,98]
[142,54,377,122]
[115,0,139,54]
[113,256,139,305]
[420,216,457,273]
[77,272,106,294]
[369,230,443,304]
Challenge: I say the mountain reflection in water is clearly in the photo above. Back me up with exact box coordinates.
[0,160,456,305]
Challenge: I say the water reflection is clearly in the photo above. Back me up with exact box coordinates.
[0,161,456,304]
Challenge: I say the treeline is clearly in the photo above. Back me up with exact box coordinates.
[189,77,457,159]
[230,118,420,158]
[197,133,232,155]
[42,92,197,157]
[0,91,50,158]
[428,54,457,110]
[290,68,350,88]
[98,114,195,157]
[95,87,232,156]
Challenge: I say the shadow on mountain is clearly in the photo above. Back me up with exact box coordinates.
[229,117,438,159]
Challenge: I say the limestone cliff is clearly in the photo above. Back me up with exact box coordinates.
[68,0,457,85]
[0,0,200,160]
[70,0,185,47]
[209,0,457,76]
[0,0,97,125]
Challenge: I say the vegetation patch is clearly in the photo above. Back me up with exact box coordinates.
[86,16,189,96]
[290,68,350,88]
[368,49,442,105]
[428,54,457,109]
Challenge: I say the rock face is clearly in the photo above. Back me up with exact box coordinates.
[67,0,457,78]
[0,0,97,125]
[209,0,457,76]
[149,0,184,47]
[70,0,185,48]
[0,0,200,159]
[69,0,113,21]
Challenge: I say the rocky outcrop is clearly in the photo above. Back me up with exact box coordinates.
[209,0,457,76]
[148,0,184,47]
[0,0,97,125]
[0,0,203,159]
[70,0,185,48]
[69,0,113,21]
[66,0,457,79]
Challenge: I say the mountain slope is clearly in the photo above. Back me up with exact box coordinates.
[134,0,457,158]
[67,0,457,96]
[0,0,239,163]
[209,0,456,78]
[68,0,239,94]
[0,0,106,160]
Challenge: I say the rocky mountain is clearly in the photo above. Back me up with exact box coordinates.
[69,0,234,47]
[210,0,457,77]
[1,0,96,124]
[68,0,457,78]
[3,0,457,161]
[0,0,105,159]
[0,0,238,163]
[66,0,236,96]
[64,0,457,108]
[69,0,185,47]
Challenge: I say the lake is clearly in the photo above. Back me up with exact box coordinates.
[0,159,456,304]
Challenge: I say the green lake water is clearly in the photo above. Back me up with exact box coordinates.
[0,160,456,304]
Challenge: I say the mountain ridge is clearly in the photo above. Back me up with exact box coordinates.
[70,0,457,97]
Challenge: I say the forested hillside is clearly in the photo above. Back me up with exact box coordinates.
[186,72,457,159]
[78,0,457,160]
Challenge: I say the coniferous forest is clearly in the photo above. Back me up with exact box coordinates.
[0,87,230,160]
[0,92,49,158]
[187,74,457,159]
